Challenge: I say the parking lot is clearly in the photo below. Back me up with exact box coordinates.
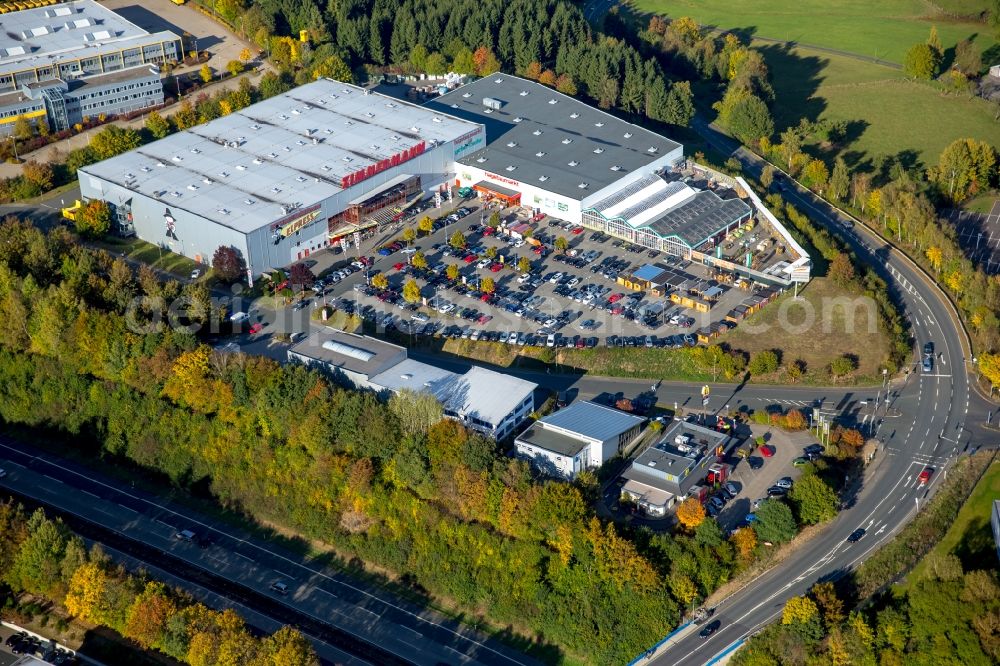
[303,197,778,349]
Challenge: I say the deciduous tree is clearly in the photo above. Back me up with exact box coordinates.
[402,278,421,303]
[753,499,796,544]
[449,230,466,249]
[370,272,388,290]
[90,125,142,160]
[446,264,459,281]
[411,251,428,269]
[199,64,213,84]
[145,111,171,139]
[418,216,434,234]
[789,473,839,524]
[75,200,112,238]
[676,497,706,531]
[212,245,245,283]
[480,276,495,294]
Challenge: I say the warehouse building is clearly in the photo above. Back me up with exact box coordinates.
[288,329,535,439]
[78,78,485,278]
[515,401,645,479]
[426,75,752,257]
[0,0,180,135]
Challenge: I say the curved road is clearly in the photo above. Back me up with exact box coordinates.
[639,120,991,664]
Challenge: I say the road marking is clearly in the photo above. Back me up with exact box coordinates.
[79,489,98,499]
[273,569,297,580]
[118,504,137,514]
[313,587,338,599]
[235,553,254,563]
[43,474,63,484]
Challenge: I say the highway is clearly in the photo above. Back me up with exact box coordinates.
[0,437,540,666]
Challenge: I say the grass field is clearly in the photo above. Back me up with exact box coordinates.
[908,459,1000,582]
[93,236,199,276]
[719,277,892,382]
[761,43,1000,168]
[629,0,999,169]
[629,0,997,64]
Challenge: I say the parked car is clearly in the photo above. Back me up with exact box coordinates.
[767,486,788,497]
[792,456,810,467]
[775,477,793,490]
[760,444,775,458]
[249,322,263,334]
[747,456,764,470]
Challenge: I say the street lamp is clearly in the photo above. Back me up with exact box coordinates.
[8,135,18,162]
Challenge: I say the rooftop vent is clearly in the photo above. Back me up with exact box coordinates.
[595,122,605,127]
[187,184,199,191]
[506,141,517,148]
[140,166,151,173]
[244,199,255,205]
[532,129,542,136]
[451,104,459,108]
[513,117,523,123]
[494,77,504,83]
[291,109,301,115]
[156,162,165,168]
[390,135,400,141]
[647,146,658,153]
[270,187,281,194]
[538,175,549,182]
[647,460,657,467]
[252,158,263,165]
[218,208,230,215]
[535,151,545,157]
[201,178,213,185]
[171,155,182,162]
[268,152,278,158]
[593,147,604,154]
[410,126,419,132]
[345,120,354,126]
[296,176,306,182]
[236,165,247,171]
[432,116,442,123]
[610,165,622,171]
[578,183,588,189]
[462,92,471,98]
[561,138,572,144]
[170,191,181,197]
[483,97,502,110]
[475,156,487,163]
[219,171,229,177]
[340,157,352,163]
[519,90,529,96]
[279,114,288,120]
[283,145,291,151]
[190,148,201,154]
[505,165,516,172]
[296,140,306,146]
[570,112,579,119]
[365,112,375,118]
[624,132,632,139]
[567,160,578,167]
[548,99,557,105]
[250,124,260,130]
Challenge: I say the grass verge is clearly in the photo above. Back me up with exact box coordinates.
[92,236,199,276]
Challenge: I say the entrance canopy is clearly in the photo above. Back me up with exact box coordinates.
[473,181,522,206]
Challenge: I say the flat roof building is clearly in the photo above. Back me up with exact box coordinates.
[79,78,484,277]
[0,0,180,135]
[515,401,645,479]
[621,419,734,515]
[288,329,535,439]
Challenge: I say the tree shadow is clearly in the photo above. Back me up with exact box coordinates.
[952,515,996,572]
[754,42,828,131]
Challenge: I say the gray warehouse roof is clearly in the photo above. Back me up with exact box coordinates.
[0,0,179,78]
[425,75,681,201]
[288,329,406,379]
[516,422,591,457]
[537,401,645,442]
[78,79,482,233]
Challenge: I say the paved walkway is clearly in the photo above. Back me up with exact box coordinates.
[0,68,266,179]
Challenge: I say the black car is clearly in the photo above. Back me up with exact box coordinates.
[699,620,722,638]
[923,341,934,357]
[767,486,788,497]
[5,632,26,648]
[847,528,866,543]
[804,444,824,456]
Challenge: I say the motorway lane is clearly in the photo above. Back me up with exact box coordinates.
[0,438,540,666]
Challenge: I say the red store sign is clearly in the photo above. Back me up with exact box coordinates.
[484,172,521,187]
[340,141,426,188]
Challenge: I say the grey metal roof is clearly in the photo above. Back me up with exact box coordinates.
[425,75,681,201]
[371,360,535,428]
[516,422,591,457]
[646,191,752,248]
[288,329,406,378]
[537,401,644,442]
[79,79,482,233]
[0,0,179,78]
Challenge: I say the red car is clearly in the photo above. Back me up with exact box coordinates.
[760,444,775,458]
[608,293,623,303]
[249,322,263,334]
[393,262,405,271]
[918,468,933,485]
[571,227,584,235]
[489,263,503,272]
[463,254,477,263]
[477,314,493,324]
[483,227,495,236]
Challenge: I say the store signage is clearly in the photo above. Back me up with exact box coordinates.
[340,141,426,189]
[484,172,520,187]
[454,128,484,158]
[271,203,322,238]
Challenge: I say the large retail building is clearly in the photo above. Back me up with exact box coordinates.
[78,78,485,278]
[79,74,808,284]
[0,0,180,135]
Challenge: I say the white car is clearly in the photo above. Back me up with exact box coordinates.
[190,269,201,280]
[546,333,557,347]
[229,311,249,322]
[477,258,491,268]
[439,304,455,314]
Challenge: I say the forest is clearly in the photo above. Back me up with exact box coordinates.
[0,219,799,663]
[0,503,318,665]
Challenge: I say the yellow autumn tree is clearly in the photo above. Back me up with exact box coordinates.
[978,352,1000,390]
[945,269,964,293]
[782,595,820,625]
[731,527,757,559]
[64,561,110,623]
[668,573,698,606]
[676,497,706,531]
[925,246,942,272]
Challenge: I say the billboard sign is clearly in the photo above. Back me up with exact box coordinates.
[271,204,322,238]
[339,141,426,189]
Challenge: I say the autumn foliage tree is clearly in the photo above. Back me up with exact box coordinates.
[676,497,706,531]
[211,245,245,283]
[75,200,112,238]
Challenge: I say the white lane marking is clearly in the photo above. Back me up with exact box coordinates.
[235,553,254,562]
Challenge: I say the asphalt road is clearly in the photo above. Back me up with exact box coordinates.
[637,121,989,664]
[0,437,540,666]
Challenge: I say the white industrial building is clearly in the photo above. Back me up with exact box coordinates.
[288,329,535,439]
[515,401,645,479]
[78,78,485,278]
